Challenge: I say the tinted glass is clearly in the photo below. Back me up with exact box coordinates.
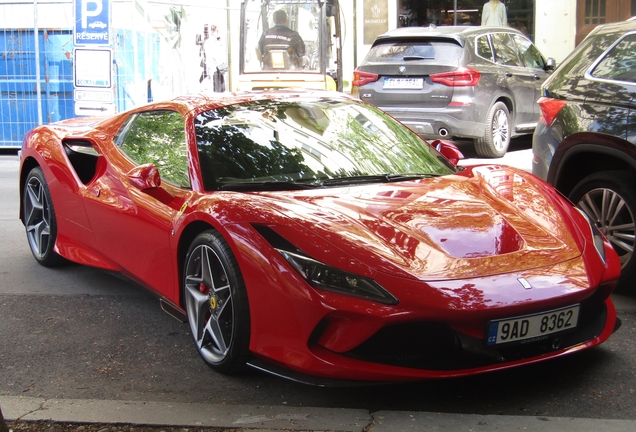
[592,33,636,83]
[476,35,494,62]
[513,34,545,69]
[117,110,190,188]
[364,40,463,64]
[491,33,523,67]
[194,98,456,191]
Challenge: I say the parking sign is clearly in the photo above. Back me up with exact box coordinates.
[74,0,111,46]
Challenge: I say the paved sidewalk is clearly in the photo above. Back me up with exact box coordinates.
[3,396,636,432]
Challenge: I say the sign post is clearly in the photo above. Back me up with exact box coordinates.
[73,0,114,116]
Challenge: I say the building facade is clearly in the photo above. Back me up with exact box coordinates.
[1,0,634,147]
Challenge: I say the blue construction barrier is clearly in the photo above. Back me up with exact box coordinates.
[1,28,161,148]
[0,29,74,148]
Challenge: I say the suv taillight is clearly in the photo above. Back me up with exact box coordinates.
[430,67,480,86]
[352,70,379,87]
[537,97,567,126]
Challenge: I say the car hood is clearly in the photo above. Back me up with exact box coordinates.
[258,165,582,280]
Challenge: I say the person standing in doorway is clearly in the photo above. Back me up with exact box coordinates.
[481,0,507,26]
[199,24,227,92]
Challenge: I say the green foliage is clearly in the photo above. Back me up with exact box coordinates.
[119,111,190,188]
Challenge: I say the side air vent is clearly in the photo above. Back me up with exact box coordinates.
[63,139,99,185]
[252,224,303,254]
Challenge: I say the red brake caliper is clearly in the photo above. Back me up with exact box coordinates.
[199,283,209,295]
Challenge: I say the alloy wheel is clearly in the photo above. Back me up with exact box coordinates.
[578,187,635,269]
[184,243,234,364]
[24,174,52,260]
[491,108,510,153]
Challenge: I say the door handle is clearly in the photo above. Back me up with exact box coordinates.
[505,72,513,77]
[533,74,541,80]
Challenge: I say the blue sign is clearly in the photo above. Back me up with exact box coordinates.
[74,0,111,46]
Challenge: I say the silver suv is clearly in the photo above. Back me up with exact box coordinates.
[352,26,555,158]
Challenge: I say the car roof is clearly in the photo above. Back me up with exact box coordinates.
[124,90,354,118]
[586,18,636,38]
[171,89,355,113]
[372,25,523,47]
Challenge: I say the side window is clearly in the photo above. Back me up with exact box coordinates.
[476,35,494,62]
[491,33,523,67]
[591,33,636,83]
[513,35,546,70]
[117,110,191,188]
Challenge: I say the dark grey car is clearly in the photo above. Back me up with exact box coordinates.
[352,26,555,158]
[532,19,636,293]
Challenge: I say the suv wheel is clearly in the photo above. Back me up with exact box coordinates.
[569,171,636,293]
[475,102,510,158]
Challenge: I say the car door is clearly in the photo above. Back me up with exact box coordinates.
[82,110,191,298]
[490,32,535,127]
[512,34,551,124]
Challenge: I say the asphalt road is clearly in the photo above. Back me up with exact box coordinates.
[1,144,636,421]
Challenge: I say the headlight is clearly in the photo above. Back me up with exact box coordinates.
[576,208,606,263]
[277,249,399,305]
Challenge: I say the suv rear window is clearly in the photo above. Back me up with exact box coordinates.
[364,40,463,64]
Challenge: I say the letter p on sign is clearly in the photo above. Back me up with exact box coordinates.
[82,0,103,28]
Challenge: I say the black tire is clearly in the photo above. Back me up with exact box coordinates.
[569,171,636,293]
[183,230,250,374]
[23,167,66,267]
[475,101,511,158]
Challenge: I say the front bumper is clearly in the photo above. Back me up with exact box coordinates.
[249,291,616,384]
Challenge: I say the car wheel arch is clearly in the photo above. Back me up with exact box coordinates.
[497,97,515,127]
[488,95,515,128]
[19,157,43,223]
[551,139,636,196]
[496,96,514,115]
[474,98,514,158]
[481,94,513,119]
[177,220,220,306]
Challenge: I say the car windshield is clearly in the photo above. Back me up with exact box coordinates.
[194,97,456,191]
[364,39,463,63]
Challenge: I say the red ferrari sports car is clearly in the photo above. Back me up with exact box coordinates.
[19,90,620,384]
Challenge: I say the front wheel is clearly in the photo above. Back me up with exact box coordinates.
[23,167,66,267]
[183,230,250,374]
[569,171,636,293]
[475,101,511,158]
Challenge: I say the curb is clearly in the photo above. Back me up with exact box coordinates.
[3,396,636,432]
[1,396,369,431]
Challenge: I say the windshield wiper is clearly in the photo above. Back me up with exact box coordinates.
[322,173,437,186]
[219,181,319,191]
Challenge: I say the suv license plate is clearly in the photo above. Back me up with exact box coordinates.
[383,78,423,89]
[486,305,580,346]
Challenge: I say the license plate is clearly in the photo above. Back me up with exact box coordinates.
[486,305,580,346]
[383,78,423,89]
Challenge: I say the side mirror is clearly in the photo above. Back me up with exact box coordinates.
[546,57,557,71]
[432,139,464,166]
[127,164,161,190]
